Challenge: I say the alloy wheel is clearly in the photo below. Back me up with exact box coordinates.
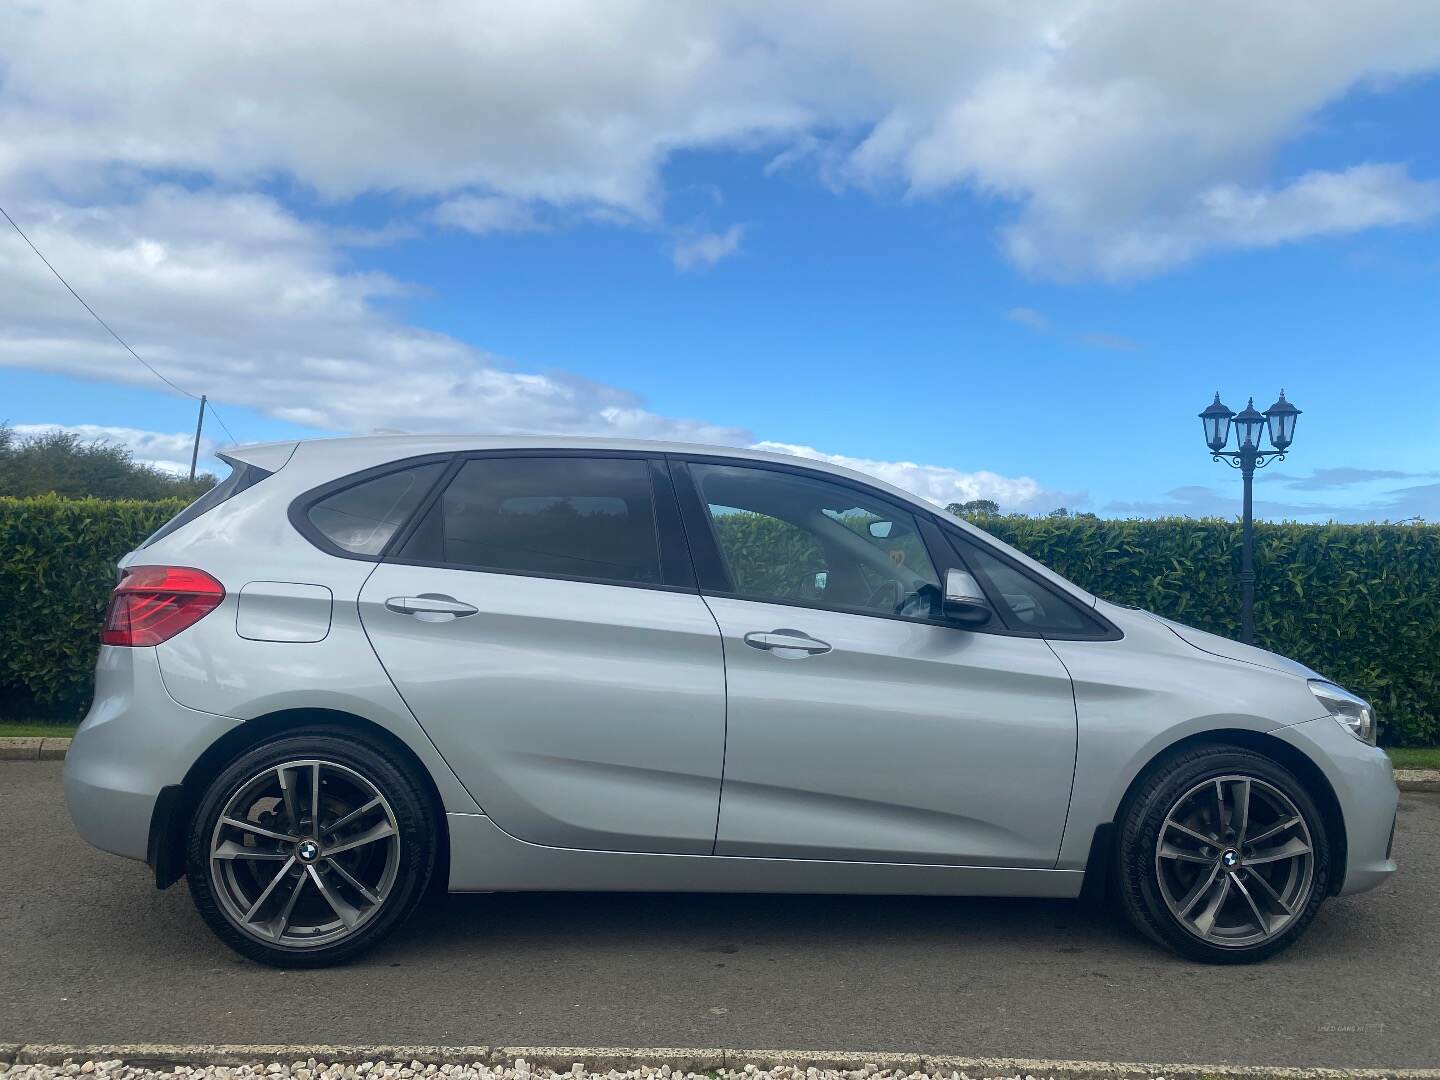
[208,758,401,948]
[1154,773,1315,948]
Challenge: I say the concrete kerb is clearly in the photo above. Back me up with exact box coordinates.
[5,1045,1440,1080]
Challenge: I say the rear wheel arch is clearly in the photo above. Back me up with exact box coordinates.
[1111,728,1347,896]
[158,708,449,893]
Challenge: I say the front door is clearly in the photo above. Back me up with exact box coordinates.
[358,453,726,854]
[673,458,1078,867]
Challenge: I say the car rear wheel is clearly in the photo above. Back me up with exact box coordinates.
[1116,743,1330,963]
[186,729,437,967]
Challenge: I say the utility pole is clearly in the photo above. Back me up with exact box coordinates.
[189,394,207,482]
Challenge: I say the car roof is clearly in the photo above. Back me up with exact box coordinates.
[226,433,869,480]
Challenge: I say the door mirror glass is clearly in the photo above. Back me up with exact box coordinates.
[943,568,992,626]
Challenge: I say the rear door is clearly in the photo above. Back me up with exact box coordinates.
[352,452,727,854]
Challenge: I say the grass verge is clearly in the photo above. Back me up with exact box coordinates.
[1389,745,1440,770]
[0,720,79,738]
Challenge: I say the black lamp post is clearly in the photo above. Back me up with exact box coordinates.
[1198,390,1301,645]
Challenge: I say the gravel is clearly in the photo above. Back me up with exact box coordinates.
[0,1060,1170,1080]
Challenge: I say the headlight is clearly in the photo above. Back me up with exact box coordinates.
[1309,680,1377,745]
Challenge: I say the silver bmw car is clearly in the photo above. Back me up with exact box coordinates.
[64,436,1398,967]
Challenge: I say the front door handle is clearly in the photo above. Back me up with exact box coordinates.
[743,629,832,656]
[384,594,479,622]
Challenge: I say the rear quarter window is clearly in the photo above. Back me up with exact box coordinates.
[303,461,447,556]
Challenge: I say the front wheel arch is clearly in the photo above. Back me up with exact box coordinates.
[1111,728,1347,896]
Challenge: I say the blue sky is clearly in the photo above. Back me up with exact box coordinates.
[3,3,1440,520]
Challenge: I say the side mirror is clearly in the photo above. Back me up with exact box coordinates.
[868,520,893,539]
[943,568,992,626]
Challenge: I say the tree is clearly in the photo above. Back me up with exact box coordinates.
[0,424,215,500]
[945,498,1000,516]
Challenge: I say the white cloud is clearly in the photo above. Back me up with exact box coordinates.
[3,3,1439,277]
[1003,306,1141,352]
[10,422,214,475]
[1014,164,1440,279]
[0,188,748,444]
[1077,330,1141,353]
[431,195,543,235]
[752,441,1080,514]
[671,225,746,271]
[1003,306,1050,331]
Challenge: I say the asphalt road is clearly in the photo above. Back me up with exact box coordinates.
[2,762,1437,1069]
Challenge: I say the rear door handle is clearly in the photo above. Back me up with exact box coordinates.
[384,594,479,621]
[743,629,832,656]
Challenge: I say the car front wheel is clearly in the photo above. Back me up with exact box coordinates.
[1117,744,1330,963]
[186,728,437,967]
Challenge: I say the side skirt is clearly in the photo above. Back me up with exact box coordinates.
[446,813,1085,898]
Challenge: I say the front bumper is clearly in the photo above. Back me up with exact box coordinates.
[1274,715,1399,896]
[63,646,241,863]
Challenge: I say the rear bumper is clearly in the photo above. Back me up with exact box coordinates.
[63,646,241,863]
[1274,716,1399,896]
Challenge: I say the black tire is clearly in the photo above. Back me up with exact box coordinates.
[1115,743,1330,964]
[186,727,438,968]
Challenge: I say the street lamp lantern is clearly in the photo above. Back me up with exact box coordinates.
[1199,392,1234,452]
[1233,397,1267,448]
[1198,389,1300,646]
[1264,389,1301,451]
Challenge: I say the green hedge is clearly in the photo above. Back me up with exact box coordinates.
[975,514,1440,745]
[1,495,1436,744]
[0,495,185,720]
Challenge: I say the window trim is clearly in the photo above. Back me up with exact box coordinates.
[365,452,691,596]
[288,452,458,562]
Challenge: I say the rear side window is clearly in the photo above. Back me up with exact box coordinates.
[307,462,446,555]
[400,456,662,585]
[141,461,271,548]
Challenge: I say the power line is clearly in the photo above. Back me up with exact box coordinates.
[202,400,239,445]
[0,200,241,447]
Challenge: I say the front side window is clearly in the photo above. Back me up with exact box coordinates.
[307,461,446,556]
[691,462,941,619]
[402,456,662,585]
[955,538,1096,635]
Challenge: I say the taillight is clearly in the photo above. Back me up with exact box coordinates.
[101,565,225,647]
